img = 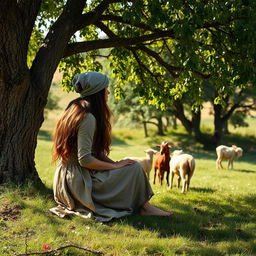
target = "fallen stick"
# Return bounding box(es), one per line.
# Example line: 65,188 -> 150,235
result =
17,244 -> 104,255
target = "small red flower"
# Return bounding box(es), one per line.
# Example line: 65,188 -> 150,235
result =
42,245 -> 51,250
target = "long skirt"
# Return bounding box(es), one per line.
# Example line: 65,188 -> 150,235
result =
50,162 -> 154,222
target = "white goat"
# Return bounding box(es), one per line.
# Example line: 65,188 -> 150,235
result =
124,149 -> 157,180
216,145 -> 243,169
168,150 -> 195,193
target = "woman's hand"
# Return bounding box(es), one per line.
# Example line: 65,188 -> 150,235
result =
114,159 -> 136,168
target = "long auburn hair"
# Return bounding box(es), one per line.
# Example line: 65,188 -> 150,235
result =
52,88 -> 112,164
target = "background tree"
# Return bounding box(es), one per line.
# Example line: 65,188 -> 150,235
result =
109,82 -> 171,137
169,82 -> 256,147
0,0 -> 255,184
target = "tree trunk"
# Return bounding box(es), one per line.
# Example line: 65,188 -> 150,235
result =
191,110 -> 217,148
142,121 -> 148,138
223,121 -> 230,134
172,100 -> 193,133
164,116 -> 169,131
0,1 -> 49,183
213,103 -> 224,146
0,76 -> 47,183
172,116 -> 177,129
0,0 -> 84,184
156,117 -> 165,136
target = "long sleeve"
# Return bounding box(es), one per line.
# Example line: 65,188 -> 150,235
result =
77,113 -> 97,166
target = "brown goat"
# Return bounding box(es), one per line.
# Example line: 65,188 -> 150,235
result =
153,142 -> 172,186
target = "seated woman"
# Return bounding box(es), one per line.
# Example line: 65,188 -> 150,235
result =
50,71 -> 172,222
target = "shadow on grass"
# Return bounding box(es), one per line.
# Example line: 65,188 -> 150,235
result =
230,169 -> 255,173
2,178 -> 256,256
146,131 -> 196,150
112,135 -> 128,145
110,192 -> 256,248
38,130 -> 52,141
145,128 -> 256,156
190,187 -> 217,193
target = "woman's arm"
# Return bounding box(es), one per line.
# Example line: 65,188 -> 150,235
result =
77,114 -> 135,170
100,154 -> 115,163
83,158 -> 136,170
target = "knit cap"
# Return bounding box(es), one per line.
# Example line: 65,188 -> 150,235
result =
72,72 -> 109,97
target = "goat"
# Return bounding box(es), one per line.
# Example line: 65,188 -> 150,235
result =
124,149 -> 157,180
216,145 -> 243,169
168,150 -> 195,193
153,142 -> 172,186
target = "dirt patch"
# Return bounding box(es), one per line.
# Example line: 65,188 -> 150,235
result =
0,203 -> 23,221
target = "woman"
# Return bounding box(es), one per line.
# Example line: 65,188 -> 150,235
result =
50,71 -> 172,222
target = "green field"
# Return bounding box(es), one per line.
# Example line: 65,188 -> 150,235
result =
1,86 -> 256,256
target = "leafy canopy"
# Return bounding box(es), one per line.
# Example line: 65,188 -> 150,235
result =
29,0 -> 256,108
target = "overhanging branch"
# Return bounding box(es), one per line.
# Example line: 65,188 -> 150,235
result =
137,45 -> 211,79
77,0 -> 122,30
135,45 -> 181,78
129,48 -> 163,87
100,14 -> 176,37
63,31 -> 172,57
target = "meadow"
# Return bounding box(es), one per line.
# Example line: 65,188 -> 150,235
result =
0,86 -> 256,256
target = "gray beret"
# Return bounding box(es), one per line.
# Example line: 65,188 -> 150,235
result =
72,72 -> 109,97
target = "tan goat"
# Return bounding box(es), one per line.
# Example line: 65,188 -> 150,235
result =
168,150 -> 195,193
216,145 -> 243,169
124,149 -> 157,180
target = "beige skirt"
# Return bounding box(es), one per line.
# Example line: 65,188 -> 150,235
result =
50,162 -> 154,222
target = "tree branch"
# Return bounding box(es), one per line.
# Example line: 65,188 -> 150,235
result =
239,103 -> 256,109
100,14 -> 176,37
144,121 -> 158,127
77,0 -> 122,30
222,103 -> 240,122
63,31 -> 173,58
17,0 -> 42,42
129,48 -> 164,89
18,244 -> 103,256
31,0 -> 86,92
136,45 -> 211,79
135,45 -> 181,78
96,21 -> 117,38
93,21 -> 179,79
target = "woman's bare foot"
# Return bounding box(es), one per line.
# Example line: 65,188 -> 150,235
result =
140,202 -> 173,216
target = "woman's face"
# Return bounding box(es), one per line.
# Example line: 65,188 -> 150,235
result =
105,87 -> 110,101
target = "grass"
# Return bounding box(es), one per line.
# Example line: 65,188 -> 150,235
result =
1,85 -> 256,256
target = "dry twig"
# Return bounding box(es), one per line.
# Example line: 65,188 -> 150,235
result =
18,244 -> 104,255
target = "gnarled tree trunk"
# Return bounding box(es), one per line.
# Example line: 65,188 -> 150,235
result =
0,77 -> 46,183
0,0 -> 45,183
0,0 -> 82,183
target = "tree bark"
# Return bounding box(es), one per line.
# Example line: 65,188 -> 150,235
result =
171,100 -> 218,148
191,110 -> 217,148
142,121 -> 148,138
172,100 -> 193,134
1,0 -> 143,184
171,116 -> 177,129
0,1 -> 44,183
213,103 -> 224,145
156,116 -> 165,136
0,78 -> 45,183
0,0 -> 84,183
